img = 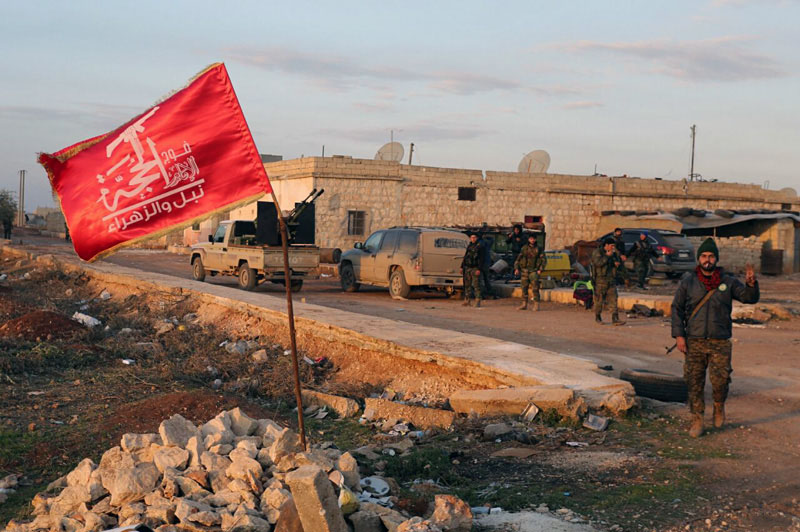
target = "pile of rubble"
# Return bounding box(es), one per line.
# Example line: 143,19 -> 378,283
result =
3,408 -> 472,532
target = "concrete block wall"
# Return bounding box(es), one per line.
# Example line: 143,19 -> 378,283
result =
688,236 -> 762,274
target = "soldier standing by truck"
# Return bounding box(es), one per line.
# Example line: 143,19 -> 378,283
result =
630,232 -> 657,289
506,224 -> 525,269
514,234 -> 547,311
592,237 -> 625,325
461,232 -> 485,308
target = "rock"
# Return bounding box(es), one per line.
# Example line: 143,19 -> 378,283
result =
285,465 -> 349,532
98,447 -> 136,492
184,468 -> 211,490
483,423 -> 513,439
336,452 -> 361,491
251,350 -> 269,364
397,517 -> 442,532
254,419 -> 283,439
273,498 -> 303,532
227,455 -> 264,483
119,502 -> 147,521
156,322 -> 175,336
153,446 -> 190,472
175,476 -> 209,497
146,504 -> 178,525
48,486 -> 91,519
121,433 -> 162,452
256,449 -> 273,467
349,510 -> 383,532
227,511 -> 272,532
81,511 -> 105,532
363,398 -> 456,430
187,510 -> 222,527
175,498 -> 214,522
159,414 -> 200,448
229,408 -> 260,437
302,390 -> 361,418
186,436 -> 206,468
203,489 -> 242,508
231,445 -> 258,462
276,450 -> 334,474
260,487 -> 291,523
109,462 -> 161,506
210,443 -> 235,455
268,428 -> 303,464
430,495 -> 472,532
66,458 -> 96,487
0,474 -> 19,489
360,502 -> 407,532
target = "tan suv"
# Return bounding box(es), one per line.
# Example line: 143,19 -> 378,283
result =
339,227 -> 469,298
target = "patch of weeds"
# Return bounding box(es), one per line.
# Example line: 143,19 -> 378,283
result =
539,408 -> 562,427
0,428 -> 42,467
454,482 -> 540,512
383,446 -> 463,486
304,416 -> 373,449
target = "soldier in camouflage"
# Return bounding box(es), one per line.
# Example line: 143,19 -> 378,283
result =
514,234 -> 547,311
671,237 -> 759,438
461,232 -> 485,308
629,232 -> 657,289
591,238 -> 625,325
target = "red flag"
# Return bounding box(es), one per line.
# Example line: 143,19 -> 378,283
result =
39,63 -> 271,261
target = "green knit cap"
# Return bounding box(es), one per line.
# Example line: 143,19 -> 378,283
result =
696,237 -> 719,260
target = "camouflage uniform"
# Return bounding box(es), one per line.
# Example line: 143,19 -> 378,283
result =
461,240 -> 485,301
612,235 -> 630,284
685,338 -> 732,414
591,246 -> 622,322
630,239 -> 656,288
514,243 -> 547,302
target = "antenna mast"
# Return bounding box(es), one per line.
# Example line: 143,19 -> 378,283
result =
689,124 -> 697,181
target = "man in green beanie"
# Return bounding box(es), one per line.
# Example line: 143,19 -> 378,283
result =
671,237 -> 759,438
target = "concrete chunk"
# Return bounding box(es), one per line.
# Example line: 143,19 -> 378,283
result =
363,398 -> 456,430
285,465 -> 348,532
449,385 -> 587,419
302,390 -> 361,418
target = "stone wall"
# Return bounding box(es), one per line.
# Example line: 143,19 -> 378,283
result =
688,236 -> 762,274
259,157 -> 799,272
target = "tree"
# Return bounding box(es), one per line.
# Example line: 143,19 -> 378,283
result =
0,189 -> 18,225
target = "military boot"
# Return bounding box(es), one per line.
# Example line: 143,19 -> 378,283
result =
612,313 -> 626,326
474,299 -> 482,308
462,298 -> 471,307
713,402 -> 725,428
517,300 -> 528,310
688,413 -> 704,438
532,301 -> 540,311
595,314 -> 602,324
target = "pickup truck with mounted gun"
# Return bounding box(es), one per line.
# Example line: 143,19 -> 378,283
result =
190,189 -> 327,291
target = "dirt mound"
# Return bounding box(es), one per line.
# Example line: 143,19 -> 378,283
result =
0,310 -> 85,340
100,391 -> 277,435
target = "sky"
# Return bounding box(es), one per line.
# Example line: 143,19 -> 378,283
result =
1,0 -> 799,212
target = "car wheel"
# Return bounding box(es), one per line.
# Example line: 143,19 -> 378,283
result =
238,263 -> 257,291
192,256 -> 206,282
389,269 -> 411,299
340,262 -> 360,292
619,368 -> 687,403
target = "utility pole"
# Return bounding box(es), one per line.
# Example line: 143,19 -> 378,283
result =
689,124 -> 697,182
18,170 -> 26,226
408,142 -> 414,165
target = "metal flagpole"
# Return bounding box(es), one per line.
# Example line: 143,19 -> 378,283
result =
269,190 -> 307,451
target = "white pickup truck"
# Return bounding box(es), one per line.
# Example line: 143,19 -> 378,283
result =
190,220 -> 319,291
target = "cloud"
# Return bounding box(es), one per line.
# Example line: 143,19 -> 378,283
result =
562,101 -> 604,110
227,46 -> 530,95
319,121 -> 488,144
558,36 -> 785,82
0,105 -> 87,122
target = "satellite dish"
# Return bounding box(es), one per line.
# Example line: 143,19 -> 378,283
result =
779,187 -> 797,197
375,142 -> 404,162
517,150 -> 551,173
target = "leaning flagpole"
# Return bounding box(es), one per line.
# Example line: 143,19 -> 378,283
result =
269,190 -> 307,451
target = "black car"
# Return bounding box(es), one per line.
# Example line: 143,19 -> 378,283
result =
598,229 -> 695,277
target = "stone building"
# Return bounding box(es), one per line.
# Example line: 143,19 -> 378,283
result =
224,156 -> 799,273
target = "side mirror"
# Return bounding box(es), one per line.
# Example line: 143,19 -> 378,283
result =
354,242 -> 363,250
208,235 -> 213,243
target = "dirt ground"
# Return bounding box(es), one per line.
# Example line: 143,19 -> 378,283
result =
2,238 -> 800,530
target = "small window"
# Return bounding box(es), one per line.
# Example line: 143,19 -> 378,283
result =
458,187 -> 476,201
347,210 -> 366,236
525,215 -> 543,223
781,203 -> 791,211
397,231 -> 418,254
191,222 -> 200,231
